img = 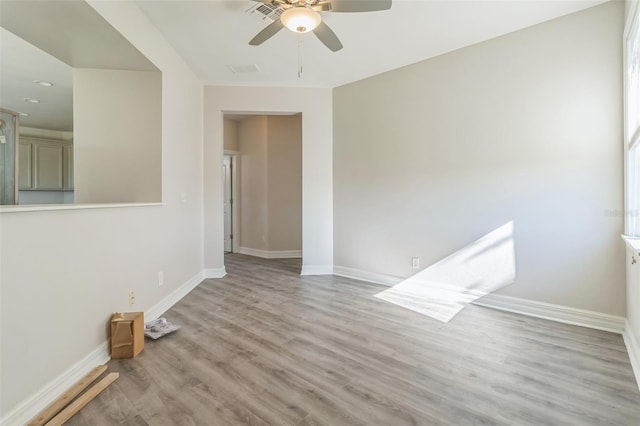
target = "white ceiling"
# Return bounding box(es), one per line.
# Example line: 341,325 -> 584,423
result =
0,0 -> 610,131
135,0 -> 607,88
0,28 -> 73,131
0,0 -> 158,131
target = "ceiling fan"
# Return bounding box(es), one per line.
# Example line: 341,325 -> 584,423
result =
249,0 -> 392,52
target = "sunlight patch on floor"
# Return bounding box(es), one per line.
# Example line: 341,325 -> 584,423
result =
375,222 -> 516,322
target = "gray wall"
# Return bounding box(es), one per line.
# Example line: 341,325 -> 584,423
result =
237,115 -> 302,253
333,2 -> 625,315
267,115 -> 302,251
239,116 -> 269,251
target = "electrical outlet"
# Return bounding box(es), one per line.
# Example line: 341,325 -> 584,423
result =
129,291 -> 135,305
411,257 -> 420,269
158,271 -> 164,287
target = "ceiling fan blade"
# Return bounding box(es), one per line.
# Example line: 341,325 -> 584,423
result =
313,21 -> 343,52
249,19 -> 284,46
329,0 -> 392,13
252,0 -> 289,5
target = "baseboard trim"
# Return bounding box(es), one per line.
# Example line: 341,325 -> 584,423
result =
146,271 -> 205,320
300,265 -> 334,275
238,247 -> 302,259
238,247 -> 265,258
473,294 -> 626,334
203,267 -> 227,279
333,265 -> 402,287
335,267 -> 627,335
623,321 -> 640,391
2,271 -> 208,425
0,342 -> 110,426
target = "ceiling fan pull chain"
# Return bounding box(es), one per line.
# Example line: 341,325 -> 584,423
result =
298,34 -> 303,78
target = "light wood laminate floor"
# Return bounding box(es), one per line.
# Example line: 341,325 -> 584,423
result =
68,254 -> 640,425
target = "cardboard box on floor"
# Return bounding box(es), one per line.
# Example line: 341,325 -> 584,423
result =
111,312 -> 144,359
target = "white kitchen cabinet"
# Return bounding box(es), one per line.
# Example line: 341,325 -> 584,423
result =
19,137 -> 73,191
63,144 -> 73,190
18,143 -> 32,189
34,141 -> 63,189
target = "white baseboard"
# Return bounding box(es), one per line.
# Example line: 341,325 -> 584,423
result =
238,247 -> 265,258
332,267 -> 625,332
333,267 -> 627,334
333,265 -> 402,287
203,267 -> 227,279
270,250 -> 302,258
1,271 -> 208,425
146,271 -> 205,320
300,265 -> 334,275
623,320 -> 640,391
473,294 -> 626,334
1,342 -> 110,426
238,247 -> 302,259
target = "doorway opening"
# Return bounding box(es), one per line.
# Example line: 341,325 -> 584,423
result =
222,112 -> 302,260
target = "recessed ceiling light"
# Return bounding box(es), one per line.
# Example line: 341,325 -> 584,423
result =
19,112 -> 30,117
33,79 -> 53,87
23,97 -> 40,103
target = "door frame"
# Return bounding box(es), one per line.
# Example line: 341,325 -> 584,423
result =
224,150 -> 239,253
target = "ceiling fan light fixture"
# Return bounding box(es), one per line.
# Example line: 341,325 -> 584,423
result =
281,7 -> 321,33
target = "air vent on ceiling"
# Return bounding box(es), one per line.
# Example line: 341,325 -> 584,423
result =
246,1 -> 284,21
227,64 -> 262,74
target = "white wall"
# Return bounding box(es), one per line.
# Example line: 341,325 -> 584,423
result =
0,0 -> 204,419
204,87 -> 332,274
223,118 -> 238,152
625,0 -> 640,381
626,244 -> 640,362
74,68 -> 162,203
333,2 -> 625,315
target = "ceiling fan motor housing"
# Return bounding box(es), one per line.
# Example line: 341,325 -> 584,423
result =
249,0 -> 392,52
280,6 -> 322,33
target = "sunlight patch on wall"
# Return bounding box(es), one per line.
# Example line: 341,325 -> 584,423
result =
375,222 -> 516,322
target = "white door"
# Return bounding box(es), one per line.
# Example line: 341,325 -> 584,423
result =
223,155 -> 233,252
